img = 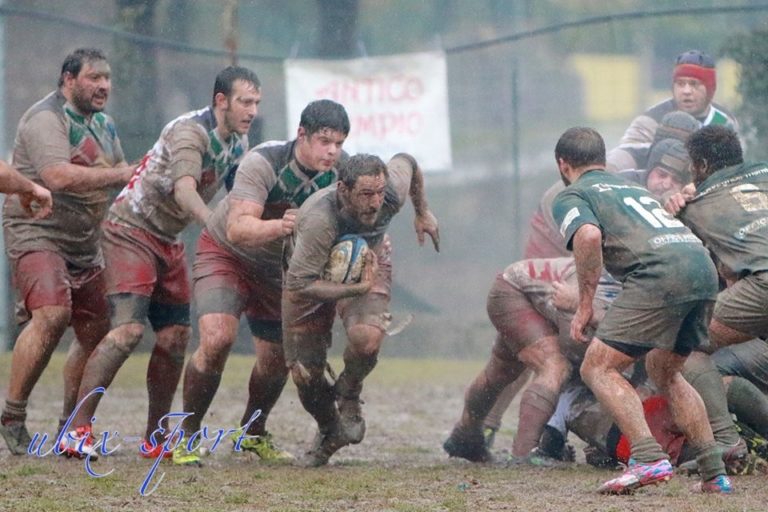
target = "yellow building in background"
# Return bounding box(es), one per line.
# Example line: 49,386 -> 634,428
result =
570,53 -> 740,122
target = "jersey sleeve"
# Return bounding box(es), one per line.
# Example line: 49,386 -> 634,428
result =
386,154 -> 415,207
106,116 -> 127,166
229,150 -> 275,206
552,188 -> 601,251
618,114 -> 657,147
18,110 -> 71,173
167,120 -> 207,183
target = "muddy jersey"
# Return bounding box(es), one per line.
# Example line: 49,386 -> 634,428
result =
3,90 -> 125,268
109,107 -> 246,241
523,181 -> 570,258
500,257 -> 621,363
206,139 -> 344,286
681,162 -> 768,277
285,155 -> 412,292
608,98 -> 737,171
552,170 -> 717,307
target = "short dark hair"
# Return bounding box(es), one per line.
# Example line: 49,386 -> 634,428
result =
554,127 -> 606,168
212,66 -> 260,105
300,99 -> 350,136
686,125 -> 743,178
58,48 -> 107,87
339,153 -> 387,188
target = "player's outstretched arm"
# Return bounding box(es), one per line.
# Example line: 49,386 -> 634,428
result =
0,160 -> 52,218
174,175 -> 213,226
395,153 -> 440,252
40,161 -> 133,193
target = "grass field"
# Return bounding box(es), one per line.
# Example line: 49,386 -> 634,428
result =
0,352 -> 766,511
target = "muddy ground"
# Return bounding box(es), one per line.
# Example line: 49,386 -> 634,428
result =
0,353 -> 765,511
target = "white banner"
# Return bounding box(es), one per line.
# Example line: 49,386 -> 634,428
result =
284,52 -> 452,171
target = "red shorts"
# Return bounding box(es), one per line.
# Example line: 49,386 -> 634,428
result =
11,251 -> 108,325
101,221 -> 190,327
193,229 -> 282,342
487,274 -> 556,360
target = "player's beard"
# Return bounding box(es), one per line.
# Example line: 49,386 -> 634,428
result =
560,172 -> 571,186
71,85 -> 107,115
222,99 -> 252,137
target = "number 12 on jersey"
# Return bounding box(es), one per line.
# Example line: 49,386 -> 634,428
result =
624,196 -> 684,229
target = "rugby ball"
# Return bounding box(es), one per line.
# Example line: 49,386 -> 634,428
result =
323,235 -> 369,284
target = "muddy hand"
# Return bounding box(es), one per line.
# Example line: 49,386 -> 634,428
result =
415,210 -> 440,252
282,208 -> 298,236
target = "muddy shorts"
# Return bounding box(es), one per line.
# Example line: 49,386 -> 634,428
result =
486,275 -> 557,361
713,272 -> 768,339
193,229 -> 282,342
283,236 -> 393,367
488,258 -> 585,361
712,338 -> 768,394
597,298 -> 713,357
101,221 -> 190,329
11,250 -> 108,325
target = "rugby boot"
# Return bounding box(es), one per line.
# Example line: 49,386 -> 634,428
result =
443,426 -> 492,463
679,438 -> 749,475
139,438 -> 172,459
338,397 -> 366,444
691,474 -> 733,494
483,426 -> 498,450
171,437 -> 203,466
736,419 -> 768,459
597,458 -> 673,495
296,421 -> 351,468
538,425 -> 575,462
231,428 -> 294,461
506,447 -> 571,468
58,425 -> 99,460
584,445 -> 621,470
0,420 -> 32,455
335,376 -> 366,444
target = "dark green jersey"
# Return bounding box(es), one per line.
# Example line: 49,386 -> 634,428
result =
552,170 -> 717,307
682,162 -> 768,277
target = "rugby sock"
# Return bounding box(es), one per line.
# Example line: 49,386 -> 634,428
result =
630,436 -> 668,464
462,359 -> 526,431
726,376 -> 768,439
182,363 -> 223,434
683,353 -> 742,446
72,337 -> 134,426
1,399 -> 28,425
512,384 -> 557,457
293,364 -> 338,428
57,415 -> 69,437
484,373 -> 528,431
694,441 -> 727,481
146,341 -> 187,440
337,349 -> 378,399
240,363 -> 288,435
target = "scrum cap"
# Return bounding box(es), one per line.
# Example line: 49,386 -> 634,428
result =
673,50 -> 717,102
647,138 -> 691,183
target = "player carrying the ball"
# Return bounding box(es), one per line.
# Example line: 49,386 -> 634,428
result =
283,152 -> 439,467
